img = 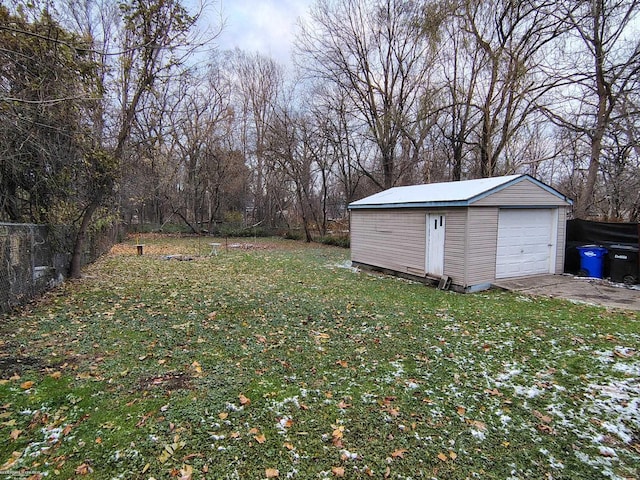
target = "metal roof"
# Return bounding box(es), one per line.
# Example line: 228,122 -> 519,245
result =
348,174 -> 572,209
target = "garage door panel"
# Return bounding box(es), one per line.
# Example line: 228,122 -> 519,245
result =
496,209 -> 555,279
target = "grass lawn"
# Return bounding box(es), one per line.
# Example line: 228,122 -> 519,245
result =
1,235 -> 639,479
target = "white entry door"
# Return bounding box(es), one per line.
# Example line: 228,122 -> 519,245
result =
426,213 -> 445,277
495,209 -> 557,279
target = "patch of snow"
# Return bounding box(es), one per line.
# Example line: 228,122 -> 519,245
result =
496,366 -> 522,382
332,261 -> 359,273
513,385 -> 545,398
598,446 -> 617,457
500,414 -> 511,426
612,361 -> 640,375
226,402 -> 242,412
340,449 -> 358,460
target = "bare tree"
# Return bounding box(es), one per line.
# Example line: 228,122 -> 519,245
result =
296,0 -> 444,189
231,50 -> 285,226
543,0 -> 640,218
456,0 -> 567,178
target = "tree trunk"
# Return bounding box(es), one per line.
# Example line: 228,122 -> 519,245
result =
69,199 -> 100,278
574,2 -> 609,219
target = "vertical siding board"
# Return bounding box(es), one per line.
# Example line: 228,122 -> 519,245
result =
443,209 -> 467,286
464,208 -> 499,285
555,207 -> 567,273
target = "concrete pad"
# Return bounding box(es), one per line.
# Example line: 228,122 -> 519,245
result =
493,274 -> 640,311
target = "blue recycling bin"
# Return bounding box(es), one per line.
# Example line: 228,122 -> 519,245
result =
577,245 -> 608,279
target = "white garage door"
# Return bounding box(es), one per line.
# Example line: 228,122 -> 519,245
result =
496,209 -> 557,279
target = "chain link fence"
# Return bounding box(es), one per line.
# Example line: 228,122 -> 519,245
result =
0,223 -> 120,313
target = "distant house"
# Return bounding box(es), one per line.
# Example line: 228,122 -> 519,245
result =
348,175 -> 573,292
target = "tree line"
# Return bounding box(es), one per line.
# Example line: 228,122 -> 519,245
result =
1,0 -> 639,274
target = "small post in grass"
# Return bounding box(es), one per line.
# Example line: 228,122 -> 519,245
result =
135,235 -> 144,255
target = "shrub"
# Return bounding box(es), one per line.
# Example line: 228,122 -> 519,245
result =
317,235 -> 350,248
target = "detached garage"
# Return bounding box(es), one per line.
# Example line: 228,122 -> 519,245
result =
348,174 -> 573,292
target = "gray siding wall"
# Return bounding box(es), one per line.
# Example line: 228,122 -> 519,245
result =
465,207 -> 499,285
351,210 -> 426,275
474,180 -> 570,207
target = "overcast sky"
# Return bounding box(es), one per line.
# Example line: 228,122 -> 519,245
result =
215,0 -> 314,65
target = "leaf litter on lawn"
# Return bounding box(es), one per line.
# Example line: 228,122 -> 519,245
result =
0,235 -> 638,478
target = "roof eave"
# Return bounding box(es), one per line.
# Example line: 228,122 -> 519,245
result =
348,200 -> 470,210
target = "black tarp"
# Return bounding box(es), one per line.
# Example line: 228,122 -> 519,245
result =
565,219 -> 639,277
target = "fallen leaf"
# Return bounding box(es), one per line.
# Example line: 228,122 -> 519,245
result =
437,452 -> 448,462
538,424 -> 555,434
364,466 -> 374,476
249,427 -> 259,435
283,442 -> 295,450
95,437 -> 102,444
62,425 -> 73,436
10,429 -> 21,440
0,451 -> 21,470
219,412 -> 229,420
466,419 -> 487,431
533,410 -> 552,423
456,406 -> 466,416
391,448 -> 408,459
136,412 -> 154,428
265,468 -> 279,478
239,394 -> 251,406
20,381 -> 34,390
484,388 -> 502,397
331,466 -> 345,477
337,400 -> 351,409
49,371 -> 62,379
254,434 -> 266,444
75,463 -> 93,475
230,431 -> 241,439
336,360 -> 348,368
180,464 -> 193,480
449,451 -> 457,460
